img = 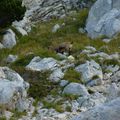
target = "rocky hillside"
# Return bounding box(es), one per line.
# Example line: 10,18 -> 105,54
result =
0,0 -> 120,120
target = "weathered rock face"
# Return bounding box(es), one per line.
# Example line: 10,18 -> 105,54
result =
22,0 -> 80,22
12,17 -> 31,33
13,0 -> 92,33
0,67 -> 29,111
23,0 -> 80,12
24,0 -> 78,21
106,83 -> 120,102
77,92 -> 106,110
71,97 -> 120,120
86,0 -> 120,38
2,29 -> 16,48
26,57 -> 59,72
75,60 -> 103,84
26,56 -> 76,83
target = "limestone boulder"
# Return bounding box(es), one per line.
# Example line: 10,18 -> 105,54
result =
75,60 -> 103,84
86,0 -> 120,38
2,29 -> 16,48
0,67 -> 29,111
63,83 -> 89,96
71,97 -> 120,120
26,57 -> 59,72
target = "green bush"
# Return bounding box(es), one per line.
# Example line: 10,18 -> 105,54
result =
0,0 -> 26,27
26,71 -> 60,99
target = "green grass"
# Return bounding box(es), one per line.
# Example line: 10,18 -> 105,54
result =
102,59 -> 120,67
63,68 -> 82,83
19,70 -> 61,99
65,105 -> 72,112
91,75 -> 100,80
0,117 -> 6,120
0,11 -> 120,68
42,100 -> 65,113
10,109 -> 27,120
62,94 -> 80,101
0,9 -> 120,101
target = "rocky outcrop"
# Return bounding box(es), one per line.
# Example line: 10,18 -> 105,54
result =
77,92 -> 106,111
26,56 -> 75,82
71,97 -> 120,120
86,0 -> 120,38
13,0 -> 81,33
75,60 -> 103,85
22,0 -> 88,11
0,67 -> 29,111
13,0 -> 93,33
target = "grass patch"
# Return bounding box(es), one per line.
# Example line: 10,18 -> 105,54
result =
65,105 -> 72,112
0,117 -> 6,120
91,75 -> 100,80
42,100 -> 64,113
21,71 -> 61,99
63,68 -> 82,83
62,94 -> 79,101
102,59 -> 120,66
0,10 -> 120,102
10,109 -> 27,120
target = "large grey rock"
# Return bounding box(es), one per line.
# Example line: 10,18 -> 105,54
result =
63,83 -> 89,96
26,57 -> 59,72
86,0 -> 120,38
0,67 -> 29,111
71,97 -> 120,120
75,60 -> 103,84
2,29 -> 16,48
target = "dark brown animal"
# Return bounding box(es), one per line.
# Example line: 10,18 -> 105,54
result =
49,42 -> 73,55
